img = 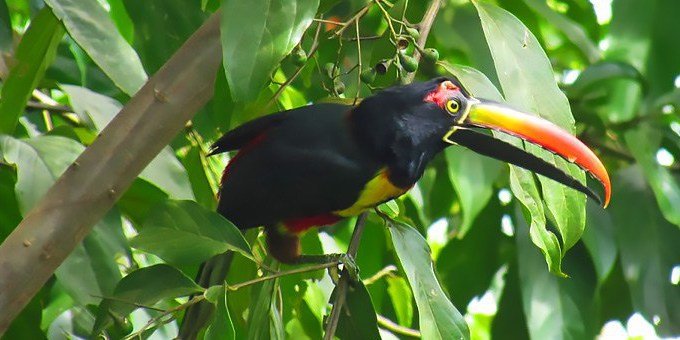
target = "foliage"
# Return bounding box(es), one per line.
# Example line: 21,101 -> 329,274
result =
1,0 -> 679,339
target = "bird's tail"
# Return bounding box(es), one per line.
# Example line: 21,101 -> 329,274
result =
177,251 -> 234,339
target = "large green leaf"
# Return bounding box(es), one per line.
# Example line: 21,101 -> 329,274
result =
44,0 -> 147,95
474,1 -> 587,273
335,280 -> 380,340
388,219 -> 469,339
0,8 -> 63,134
220,0 -> 319,101
0,164 -> 22,241
130,200 -> 253,269
609,166 -> 680,336
581,202 -> 616,284
93,264 -> 203,335
61,85 -> 194,200
442,63 -> 564,275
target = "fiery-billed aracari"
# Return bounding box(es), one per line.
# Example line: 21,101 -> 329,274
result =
178,76 -> 610,338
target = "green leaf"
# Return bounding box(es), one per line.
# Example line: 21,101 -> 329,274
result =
181,146 -> 217,210
386,276 -> 413,328
441,63 -> 564,275
609,166 -> 680,336
205,286 -> 236,340
61,85 -> 195,200
93,264 -> 203,335
625,126 -> 680,227
335,280 -> 381,340
514,205 -> 595,339
522,0 -> 600,62
474,1 -> 586,272
0,8 -> 63,134
130,200 -> 253,269
388,219 -> 470,339
247,277 -> 284,340
44,0 -> 148,95
445,145 -> 502,237
567,61 -> 645,99
220,0 -> 319,101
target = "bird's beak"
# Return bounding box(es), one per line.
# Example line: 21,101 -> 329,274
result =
443,98 -> 611,207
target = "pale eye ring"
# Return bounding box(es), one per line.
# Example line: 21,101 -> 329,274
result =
446,99 -> 460,114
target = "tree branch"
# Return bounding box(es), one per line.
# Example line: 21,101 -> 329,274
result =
323,212 -> 369,339
404,0 -> 441,83
0,12 -> 223,334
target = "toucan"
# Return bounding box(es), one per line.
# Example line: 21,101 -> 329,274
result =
178,76 -> 610,338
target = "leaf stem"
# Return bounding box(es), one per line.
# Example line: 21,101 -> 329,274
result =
377,314 -> 421,338
363,264 -> 397,285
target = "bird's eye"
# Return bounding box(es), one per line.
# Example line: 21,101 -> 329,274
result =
446,99 -> 460,114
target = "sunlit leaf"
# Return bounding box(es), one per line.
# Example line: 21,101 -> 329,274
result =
388,219 -> 469,339
0,8 -> 63,134
246,277 -> 284,340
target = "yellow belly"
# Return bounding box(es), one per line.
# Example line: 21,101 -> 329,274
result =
334,168 -> 408,217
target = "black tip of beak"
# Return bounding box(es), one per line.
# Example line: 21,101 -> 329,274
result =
448,128 -> 603,205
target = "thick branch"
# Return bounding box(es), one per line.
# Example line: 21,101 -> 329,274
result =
404,0 -> 441,83
0,12 -> 223,333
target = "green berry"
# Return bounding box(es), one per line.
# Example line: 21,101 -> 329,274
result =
398,52 -> 418,73
334,80 -> 345,94
422,48 -> 439,63
406,27 -> 420,40
375,59 -> 391,75
360,67 -> 377,84
324,63 -> 337,79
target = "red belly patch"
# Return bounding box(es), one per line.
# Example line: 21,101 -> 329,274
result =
284,214 -> 341,234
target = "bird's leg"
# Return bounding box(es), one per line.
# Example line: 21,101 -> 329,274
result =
265,226 -> 359,282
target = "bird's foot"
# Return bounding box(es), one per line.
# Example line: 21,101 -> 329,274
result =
294,253 -> 359,283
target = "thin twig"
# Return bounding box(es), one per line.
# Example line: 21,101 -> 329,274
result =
323,212 -> 369,339
377,315 -> 421,338
354,20 -> 362,105
404,0 -> 441,83
228,261 -> 339,291
333,4 -> 374,37
363,265 -> 398,285
26,101 -> 72,112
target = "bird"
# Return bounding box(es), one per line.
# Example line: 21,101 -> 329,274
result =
178,76 -> 610,338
